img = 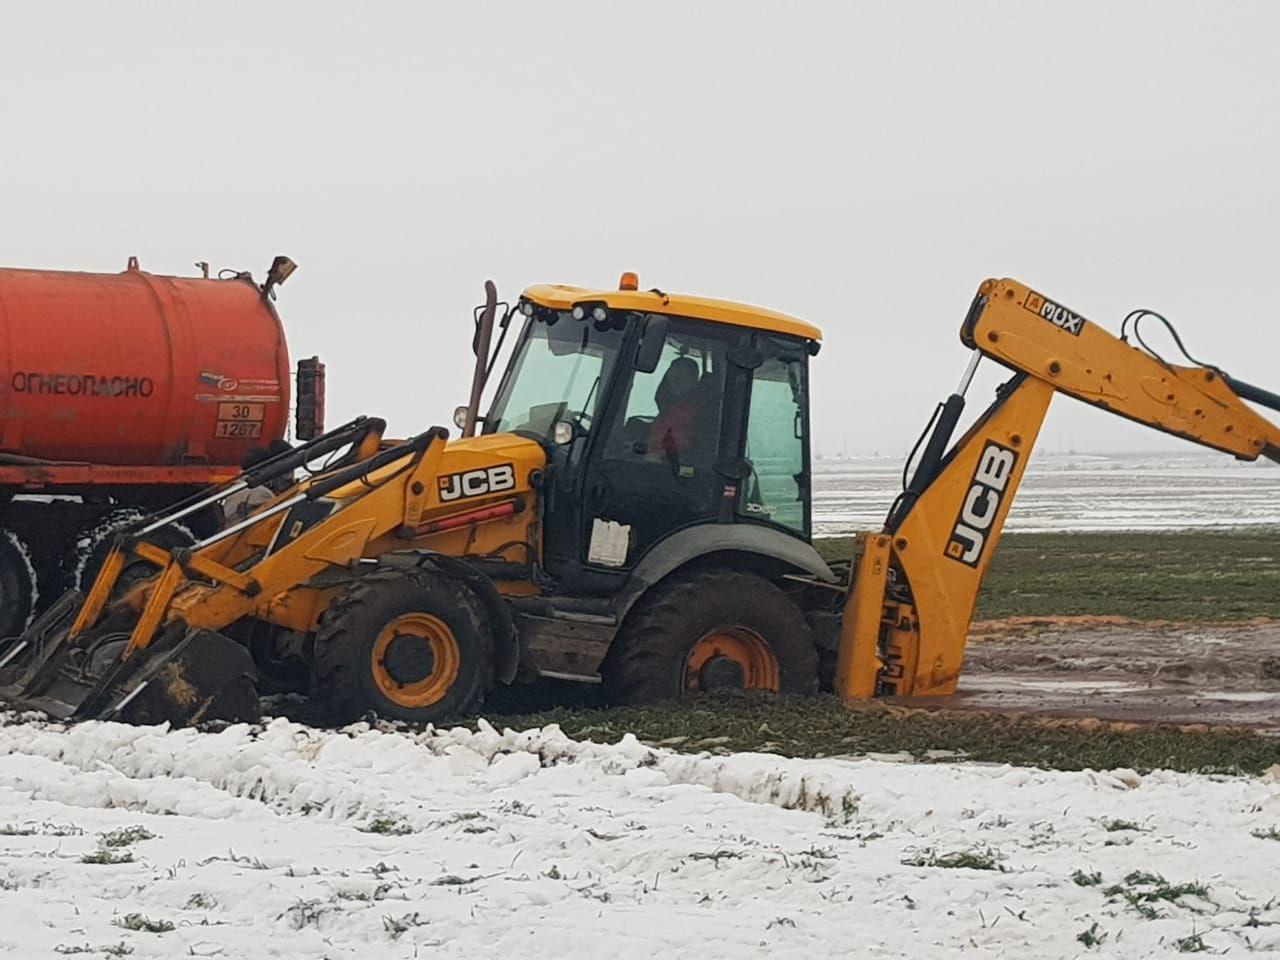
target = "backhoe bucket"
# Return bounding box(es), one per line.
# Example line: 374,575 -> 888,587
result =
0,600 -> 258,726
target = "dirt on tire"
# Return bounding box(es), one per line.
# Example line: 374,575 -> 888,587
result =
310,565 -> 493,724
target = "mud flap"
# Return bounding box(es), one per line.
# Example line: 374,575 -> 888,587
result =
107,629 -> 261,727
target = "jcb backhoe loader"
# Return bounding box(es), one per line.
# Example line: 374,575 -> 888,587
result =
1,276 -> 1277,726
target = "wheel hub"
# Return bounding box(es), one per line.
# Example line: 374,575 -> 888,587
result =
370,612 -> 461,710
684,626 -> 781,693
698,655 -> 746,691
381,632 -> 436,686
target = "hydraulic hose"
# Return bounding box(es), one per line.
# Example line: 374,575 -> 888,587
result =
1223,374 -> 1280,415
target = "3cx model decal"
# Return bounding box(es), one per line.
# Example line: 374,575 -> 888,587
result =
945,442 -> 1018,567
1022,290 -> 1086,336
438,463 -> 517,502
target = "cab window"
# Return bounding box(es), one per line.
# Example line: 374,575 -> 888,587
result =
601,319 -> 729,474
486,313 -> 623,441
740,342 -> 809,535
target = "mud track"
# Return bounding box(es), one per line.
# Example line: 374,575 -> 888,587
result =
925,618 -> 1280,733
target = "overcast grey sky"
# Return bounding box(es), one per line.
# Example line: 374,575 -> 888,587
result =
1,1 -> 1276,457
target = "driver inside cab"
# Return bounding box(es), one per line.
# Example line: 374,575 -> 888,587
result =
649,356 -> 701,464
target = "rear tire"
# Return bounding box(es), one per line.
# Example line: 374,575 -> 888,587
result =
0,528 -> 38,638
602,568 -> 818,705
310,566 -> 494,724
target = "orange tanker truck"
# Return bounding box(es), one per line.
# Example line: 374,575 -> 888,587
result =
0,256 -> 322,636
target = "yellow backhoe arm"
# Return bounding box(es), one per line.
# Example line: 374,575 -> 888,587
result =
835,277 -> 1280,699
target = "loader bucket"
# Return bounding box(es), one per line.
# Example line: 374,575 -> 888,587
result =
0,599 -> 259,726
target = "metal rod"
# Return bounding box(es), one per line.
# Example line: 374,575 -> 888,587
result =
193,492 -> 307,550
955,349 -> 982,396
1224,373 -> 1280,415
0,640 -> 27,670
109,680 -> 149,716
140,480 -> 249,535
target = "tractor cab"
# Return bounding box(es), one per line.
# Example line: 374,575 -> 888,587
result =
480,274 -> 823,596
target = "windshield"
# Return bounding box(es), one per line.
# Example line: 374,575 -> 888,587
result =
486,310 -> 624,440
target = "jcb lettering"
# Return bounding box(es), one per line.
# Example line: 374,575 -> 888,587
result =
960,485 -> 997,528
950,523 -> 985,565
974,445 -> 1015,491
945,442 -> 1019,568
438,463 -> 517,503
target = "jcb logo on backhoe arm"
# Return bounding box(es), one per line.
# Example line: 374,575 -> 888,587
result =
1023,290 -> 1086,336
438,463 -> 516,502
945,443 -> 1018,567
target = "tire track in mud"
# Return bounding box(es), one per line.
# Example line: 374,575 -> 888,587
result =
955,620 -> 1280,732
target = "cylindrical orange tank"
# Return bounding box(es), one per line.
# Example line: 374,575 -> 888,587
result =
0,261 -> 290,467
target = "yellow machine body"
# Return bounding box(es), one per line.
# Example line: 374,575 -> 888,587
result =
5,274 -> 1278,726
96,431 -> 547,651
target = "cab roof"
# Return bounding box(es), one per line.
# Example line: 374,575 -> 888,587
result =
520,282 -> 823,342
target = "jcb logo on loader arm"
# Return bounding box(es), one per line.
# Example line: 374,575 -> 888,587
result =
946,443 -> 1018,567
438,463 -> 516,502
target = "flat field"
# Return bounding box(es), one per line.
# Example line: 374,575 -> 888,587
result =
815,529 -> 1280,622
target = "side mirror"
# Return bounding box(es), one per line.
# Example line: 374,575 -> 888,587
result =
635,314 -> 669,373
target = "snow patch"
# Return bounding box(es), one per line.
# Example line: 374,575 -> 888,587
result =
0,714 -> 1277,958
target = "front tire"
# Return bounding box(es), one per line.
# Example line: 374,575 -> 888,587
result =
310,566 -> 494,724
602,568 -> 818,705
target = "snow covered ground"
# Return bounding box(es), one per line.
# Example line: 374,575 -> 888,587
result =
814,452 -> 1280,534
1,714 -> 1277,958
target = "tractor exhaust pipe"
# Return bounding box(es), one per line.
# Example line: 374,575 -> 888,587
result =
462,281 -> 499,438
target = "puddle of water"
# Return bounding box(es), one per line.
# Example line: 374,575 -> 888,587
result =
962,676 -> 1146,694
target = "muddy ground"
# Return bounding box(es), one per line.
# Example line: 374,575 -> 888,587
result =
940,617 -> 1280,733
474,618 -> 1280,773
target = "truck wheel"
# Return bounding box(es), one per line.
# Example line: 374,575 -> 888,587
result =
603,568 -> 818,704
66,509 -> 195,597
310,567 -> 494,724
0,529 -> 38,637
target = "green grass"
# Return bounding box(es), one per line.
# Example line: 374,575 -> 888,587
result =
902,847 -> 1004,871
485,693 -> 1280,774
113,913 -> 173,934
1101,818 -> 1145,833
1073,869 -> 1104,887
816,530 -> 1280,621
360,817 -> 413,836
80,848 -> 134,865
1076,922 -> 1107,948
1174,932 -> 1209,953
98,826 -> 155,848
1103,871 -> 1212,920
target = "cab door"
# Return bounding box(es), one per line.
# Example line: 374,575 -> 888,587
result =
579,316 -> 740,573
